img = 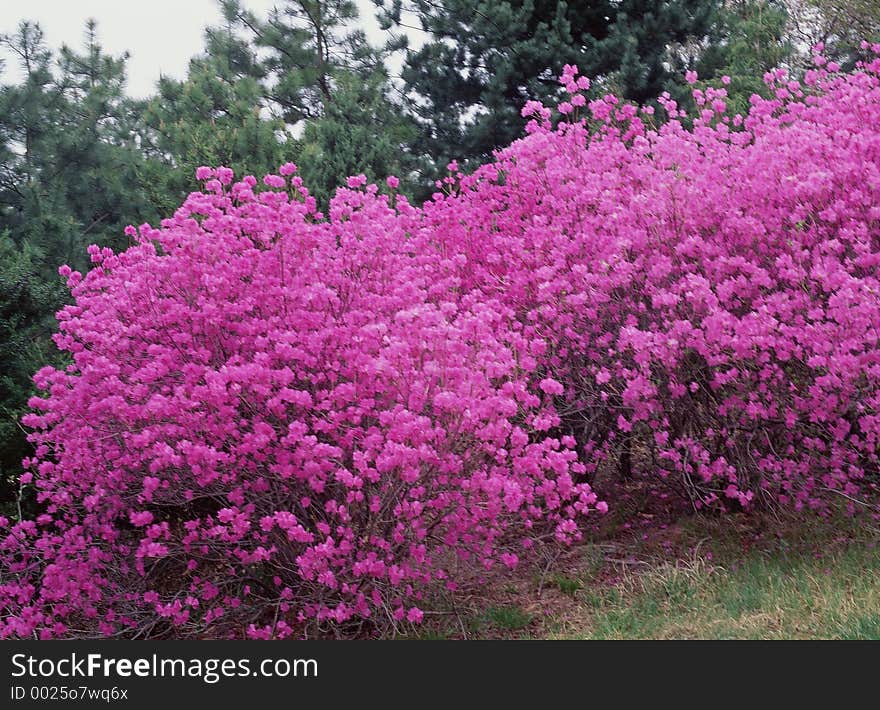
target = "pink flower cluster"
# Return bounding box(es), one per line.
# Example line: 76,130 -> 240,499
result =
3,47 -> 880,639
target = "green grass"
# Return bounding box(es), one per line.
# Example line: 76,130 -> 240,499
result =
474,605 -> 534,633
546,574 -> 583,597
403,508 -> 880,640
552,517 -> 880,639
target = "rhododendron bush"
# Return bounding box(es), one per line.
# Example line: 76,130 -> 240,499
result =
426,50 -> 880,514
2,46 -> 880,639
0,167 -> 597,639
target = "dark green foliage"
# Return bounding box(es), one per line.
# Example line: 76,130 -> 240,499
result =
220,0 -> 417,202
298,70 -> 417,203
0,232 -> 64,513
0,21 -> 155,512
1,20 -> 155,266
136,14 -> 292,214
379,0 -> 722,185
224,0 -> 382,123
699,1 -> 793,115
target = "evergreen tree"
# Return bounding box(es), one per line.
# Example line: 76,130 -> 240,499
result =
298,70 -> 417,202
137,8 -> 292,214
222,0 -> 416,201
1,21 -> 152,267
699,1 -> 793,115
223,0 -> 385,123
378,0 -> 723,182
0,22 -> 67,268
0,21 -> 151,512
0,231 -> 64,516
53,20 -> 154,256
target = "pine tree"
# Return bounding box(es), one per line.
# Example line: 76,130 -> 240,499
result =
221,0 -> 416,201
1,20 -> 153,267
298,69 -> 417,201
54,20 -> 155,255
699,1 -> 793,116
223,0 -> 384,123
0,231 -> 64,516
0,22 -> 67,268
0,21 -> 152,512
136,7 -> 292,214
378,0 -> 722,183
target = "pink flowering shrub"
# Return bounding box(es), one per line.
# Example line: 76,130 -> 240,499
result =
423,53 -> 880,513
0,166 -> 596,639
3,48 -> 880,639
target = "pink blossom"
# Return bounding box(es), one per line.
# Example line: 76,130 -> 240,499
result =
129,511 -> 153,527
539,378 -> 564,395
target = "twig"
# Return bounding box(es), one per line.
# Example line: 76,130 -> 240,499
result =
536,549 -> 560,596
818,486 -> 878,509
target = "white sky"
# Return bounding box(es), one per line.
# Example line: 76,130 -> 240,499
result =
0,0 -> 416,97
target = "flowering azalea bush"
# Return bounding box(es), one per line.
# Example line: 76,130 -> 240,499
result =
423,47 -> 880,513
2,46 -> 880,639
0,165 -> 597,639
